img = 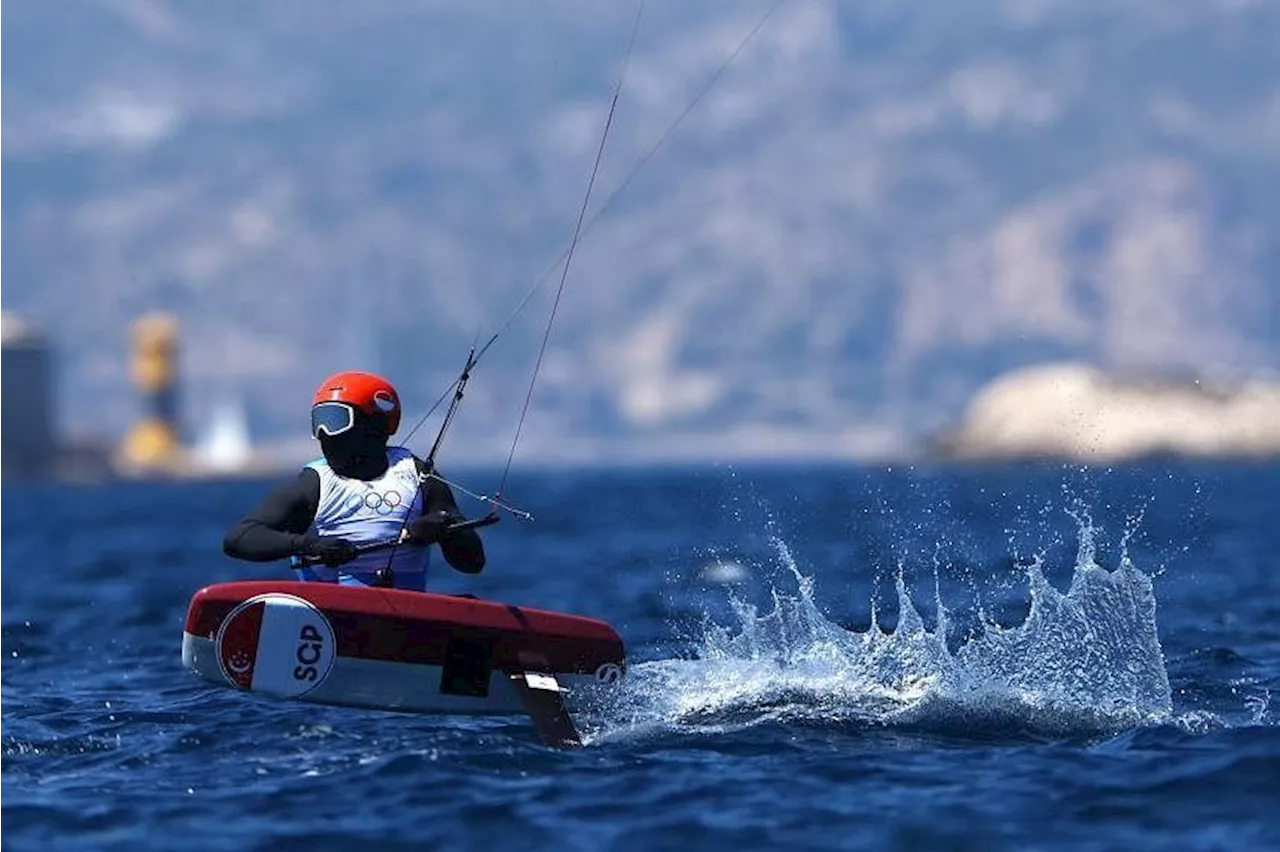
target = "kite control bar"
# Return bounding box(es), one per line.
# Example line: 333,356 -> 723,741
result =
440,512 -> 502,534
296,513 -> 500,568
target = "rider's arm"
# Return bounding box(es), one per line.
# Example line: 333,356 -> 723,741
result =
418,464 -> 486,574
222,469 -> 321,562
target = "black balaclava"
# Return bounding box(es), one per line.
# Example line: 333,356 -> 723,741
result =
318,409 -> 390,480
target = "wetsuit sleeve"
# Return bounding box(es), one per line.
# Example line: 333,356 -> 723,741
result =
222,469 -> 321,562
416,460 -> 486,574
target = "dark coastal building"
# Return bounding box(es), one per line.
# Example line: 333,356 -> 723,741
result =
1,313 -> 56,481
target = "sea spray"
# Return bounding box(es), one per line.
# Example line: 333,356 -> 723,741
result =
588,511 -> 1173,742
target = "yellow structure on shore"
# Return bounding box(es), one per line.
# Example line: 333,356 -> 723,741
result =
114,311 -> 291,479
119,312 -> 184,472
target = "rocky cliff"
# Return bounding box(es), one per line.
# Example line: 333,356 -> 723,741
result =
934,363 -> 1280,462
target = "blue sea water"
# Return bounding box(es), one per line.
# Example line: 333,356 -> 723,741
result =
3,462 -> 1278,851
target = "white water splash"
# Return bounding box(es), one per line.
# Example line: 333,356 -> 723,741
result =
590,516 -> 1172,742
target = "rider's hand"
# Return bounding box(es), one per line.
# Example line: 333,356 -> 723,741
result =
295,532 -> 358,566
405,510 -> 457,546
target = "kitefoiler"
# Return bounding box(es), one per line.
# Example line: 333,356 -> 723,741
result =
182,0 -> 784,747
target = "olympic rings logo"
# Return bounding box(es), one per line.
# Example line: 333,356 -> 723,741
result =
344,489 -> 405,516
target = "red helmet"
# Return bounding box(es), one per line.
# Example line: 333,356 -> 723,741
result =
310,371 -> 401,437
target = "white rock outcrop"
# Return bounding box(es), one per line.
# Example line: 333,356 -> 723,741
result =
935,362 -> 1280,462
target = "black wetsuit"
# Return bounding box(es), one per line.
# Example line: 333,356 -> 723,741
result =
223,456 -> 485,575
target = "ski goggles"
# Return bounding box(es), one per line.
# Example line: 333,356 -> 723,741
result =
310,402 -> 356,438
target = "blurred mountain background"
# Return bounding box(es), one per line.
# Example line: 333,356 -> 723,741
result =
3,0 -> 1278,466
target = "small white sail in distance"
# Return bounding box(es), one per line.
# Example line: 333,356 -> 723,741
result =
194,395 -> 253,472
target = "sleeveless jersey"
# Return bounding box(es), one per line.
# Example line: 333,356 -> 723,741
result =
291,446 -> 430,590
